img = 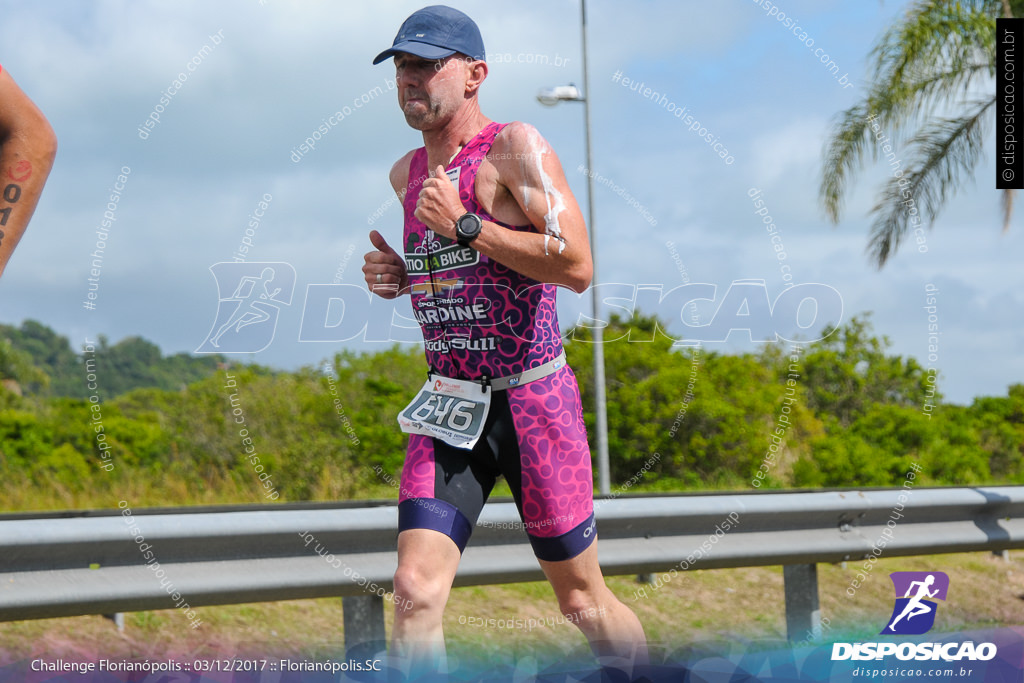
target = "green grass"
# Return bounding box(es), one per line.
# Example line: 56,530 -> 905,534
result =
0,468 -> 522,513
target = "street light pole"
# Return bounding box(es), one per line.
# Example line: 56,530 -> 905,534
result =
537,0 -> 610,495
579,0 -> 611,496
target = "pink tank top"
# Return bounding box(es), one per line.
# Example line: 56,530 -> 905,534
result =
402,121 -> 563,380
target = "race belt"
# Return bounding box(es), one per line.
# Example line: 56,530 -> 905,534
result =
485,350 -> 566,391
398,352 -> 566,449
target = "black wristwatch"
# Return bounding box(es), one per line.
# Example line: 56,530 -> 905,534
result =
455,212 -> 483,247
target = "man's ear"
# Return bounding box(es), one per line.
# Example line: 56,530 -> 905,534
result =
465,60 -> 488,94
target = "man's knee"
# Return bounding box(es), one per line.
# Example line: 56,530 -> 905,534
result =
555,587 -> 609,624
392,564 -> 448,614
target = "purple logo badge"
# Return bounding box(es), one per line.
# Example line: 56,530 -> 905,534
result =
882,571 -> 950,635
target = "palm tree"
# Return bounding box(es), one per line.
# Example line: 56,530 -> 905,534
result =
821,0 -> 1020,267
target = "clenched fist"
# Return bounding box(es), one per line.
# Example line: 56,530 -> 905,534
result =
414,164 -> 464,239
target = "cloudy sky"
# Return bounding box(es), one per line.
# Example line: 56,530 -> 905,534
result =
1,0 -> 1020,405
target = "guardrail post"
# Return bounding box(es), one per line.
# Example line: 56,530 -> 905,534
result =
343,595 -> 387,659
783,564 -> 820,643
102,612 -> 124,631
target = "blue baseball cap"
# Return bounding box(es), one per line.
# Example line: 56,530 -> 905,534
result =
373,5 -> 486,65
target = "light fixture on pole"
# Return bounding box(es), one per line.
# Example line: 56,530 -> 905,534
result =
536,84 -> 582,106
536,0 -> 610,496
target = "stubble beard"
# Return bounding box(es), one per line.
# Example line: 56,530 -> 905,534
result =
402,95 -> 457,131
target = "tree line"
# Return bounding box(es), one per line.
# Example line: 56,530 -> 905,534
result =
0,314 -> 1021,511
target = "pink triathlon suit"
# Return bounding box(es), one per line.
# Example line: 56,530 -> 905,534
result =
398,121 -> 596,561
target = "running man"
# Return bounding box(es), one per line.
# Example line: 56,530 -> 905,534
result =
0,65 -> 57,278
209,267 -> 281,348
887,574 -> 939,632
362,5 -> 646,675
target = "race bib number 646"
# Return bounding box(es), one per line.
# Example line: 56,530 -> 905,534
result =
398,376 -> 491,450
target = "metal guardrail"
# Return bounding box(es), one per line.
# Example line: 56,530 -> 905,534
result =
1,487 -> 1022,653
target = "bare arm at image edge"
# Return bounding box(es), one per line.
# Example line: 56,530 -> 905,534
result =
0,65 -> 58,278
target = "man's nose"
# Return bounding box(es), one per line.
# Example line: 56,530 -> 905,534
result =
397,69 -> 419,88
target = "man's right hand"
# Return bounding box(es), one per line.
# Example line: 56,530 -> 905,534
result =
362,230 -> 408,299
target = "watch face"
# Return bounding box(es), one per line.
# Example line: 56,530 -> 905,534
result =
457,213 -> 482,241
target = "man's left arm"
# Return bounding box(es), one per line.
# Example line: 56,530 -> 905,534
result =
413,122 -> 593,293
0,67 -> 58,278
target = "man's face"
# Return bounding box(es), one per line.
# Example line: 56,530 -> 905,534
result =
394,53 -> 470,130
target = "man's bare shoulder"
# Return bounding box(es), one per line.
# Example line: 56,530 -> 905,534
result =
491,121 -> 552,161
389,149 -> 419,196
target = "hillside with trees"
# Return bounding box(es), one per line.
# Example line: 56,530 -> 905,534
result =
1,315 -> 1021,511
